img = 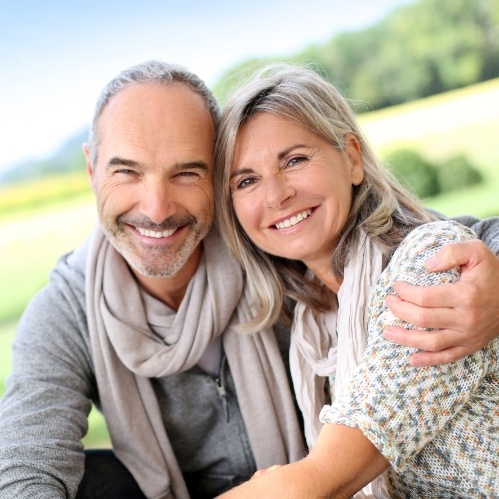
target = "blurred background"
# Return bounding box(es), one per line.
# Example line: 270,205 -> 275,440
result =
1,0 -> 498,447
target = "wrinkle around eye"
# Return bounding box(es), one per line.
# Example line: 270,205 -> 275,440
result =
235,176 -> 258,190
175,171 -> 199,177
285,155 -> 309,168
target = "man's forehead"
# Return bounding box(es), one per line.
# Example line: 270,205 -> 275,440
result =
94,82 -> 215,166
96,83 -> 215,146
99,82 -> 210,125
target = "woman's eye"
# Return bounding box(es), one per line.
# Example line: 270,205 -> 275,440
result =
287,156 -> 307,168
236,177 -> 256,189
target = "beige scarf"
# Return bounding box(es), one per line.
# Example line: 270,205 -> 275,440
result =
86,225 -> 305,499
290,232 -> 389,498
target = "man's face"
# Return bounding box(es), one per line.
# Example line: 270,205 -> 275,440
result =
85,83 -> 215,280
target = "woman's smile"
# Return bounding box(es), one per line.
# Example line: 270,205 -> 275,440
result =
272,209 -> 313,230
231,112 -> 363,272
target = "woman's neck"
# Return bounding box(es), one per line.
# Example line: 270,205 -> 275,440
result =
306,260 -> 342,294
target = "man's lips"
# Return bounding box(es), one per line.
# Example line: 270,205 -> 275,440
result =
135,226 -> 178,238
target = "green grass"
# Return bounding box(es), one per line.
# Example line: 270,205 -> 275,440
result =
359,76 -> 499,217
0,196 -> 111,448
0,321 -> 16,394
0,320 -> 110,448
0,195 -> 96,323
0,172 -> 91,219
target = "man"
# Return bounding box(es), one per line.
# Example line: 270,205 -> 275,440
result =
1,60 -> 498,499
0,61 -> 305,499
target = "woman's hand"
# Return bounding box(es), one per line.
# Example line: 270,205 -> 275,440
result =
251,464 -> 281,479
216,425 -> 388,498
383,240 -> 499,366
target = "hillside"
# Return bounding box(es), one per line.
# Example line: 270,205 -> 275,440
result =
360,77 -> 499,217
1,76 -> 498,220
2,0 -> 498,187
213,0 -> 499,108
0,129 -> 88,186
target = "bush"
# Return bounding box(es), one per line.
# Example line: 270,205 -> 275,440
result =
436,154 -> 483,193
385,149 -> 440,198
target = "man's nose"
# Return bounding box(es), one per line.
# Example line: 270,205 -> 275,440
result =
263,175 -> 295,209
140,178 -> 177,224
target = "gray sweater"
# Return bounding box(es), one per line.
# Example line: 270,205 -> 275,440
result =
0,238 -> 281,498
0,215 -> 498,498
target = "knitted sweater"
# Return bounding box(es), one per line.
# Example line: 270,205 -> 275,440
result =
320,221 -> 499,498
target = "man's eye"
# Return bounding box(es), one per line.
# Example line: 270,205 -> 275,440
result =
117,169 -> 135,175
177,171 -> 198,177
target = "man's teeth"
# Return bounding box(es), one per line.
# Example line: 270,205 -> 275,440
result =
137,227 -> 177,238
275,209 -> 312,230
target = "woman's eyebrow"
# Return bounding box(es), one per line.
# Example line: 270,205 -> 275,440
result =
230,144 -> 308,179
230,167 -> 254,180
277,144 -> 307,161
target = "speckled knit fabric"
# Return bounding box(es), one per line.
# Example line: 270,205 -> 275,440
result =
320,221 -> 499,498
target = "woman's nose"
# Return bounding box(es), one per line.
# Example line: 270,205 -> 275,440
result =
263,175 -> 295,208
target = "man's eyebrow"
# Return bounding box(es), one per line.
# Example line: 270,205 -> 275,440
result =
106,158 -> 210,171
107,157 -> 142,168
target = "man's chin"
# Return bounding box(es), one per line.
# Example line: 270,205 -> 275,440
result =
125,257 -> 182,278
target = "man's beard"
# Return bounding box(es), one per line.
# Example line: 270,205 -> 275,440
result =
101,213 -> 213,278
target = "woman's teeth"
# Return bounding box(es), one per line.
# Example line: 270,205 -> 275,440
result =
275,209 -> 312,230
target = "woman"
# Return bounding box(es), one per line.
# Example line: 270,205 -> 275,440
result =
214,65 -> 499,497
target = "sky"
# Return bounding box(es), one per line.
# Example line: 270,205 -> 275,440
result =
1,0 -> 413,173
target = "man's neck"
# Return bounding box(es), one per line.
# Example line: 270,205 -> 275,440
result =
132,246 -> 202,311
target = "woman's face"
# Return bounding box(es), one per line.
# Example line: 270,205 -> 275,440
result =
230,112 -> 363,270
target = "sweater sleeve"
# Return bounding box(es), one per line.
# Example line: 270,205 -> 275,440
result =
320,221 -> 497,472
452,214 -> 499,255
0,249 -> 96,498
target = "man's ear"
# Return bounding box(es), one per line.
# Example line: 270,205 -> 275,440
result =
344,133 -> 364,186
82,143 -> 96,193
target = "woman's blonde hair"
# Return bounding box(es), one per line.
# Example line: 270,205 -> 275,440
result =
214,64 -> 435,332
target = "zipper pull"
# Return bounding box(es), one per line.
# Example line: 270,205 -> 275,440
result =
215,379 -> 226,398
215,355 -> 229,422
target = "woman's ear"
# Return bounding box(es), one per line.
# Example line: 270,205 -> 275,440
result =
344,134 -> 364,186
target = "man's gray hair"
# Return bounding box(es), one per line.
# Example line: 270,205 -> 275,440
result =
87,60 -> 220,166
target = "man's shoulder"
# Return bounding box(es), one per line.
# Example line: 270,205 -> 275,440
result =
14,234 -> 94,373
51,235 -> 91,288
20,235 -> 91,328
450,215 -> 499,255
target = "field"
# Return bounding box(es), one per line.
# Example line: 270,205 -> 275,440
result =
359,77 -> 499,218
1,77 -> 498,448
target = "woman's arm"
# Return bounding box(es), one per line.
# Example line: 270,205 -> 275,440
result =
220,221 -> 498,497
217,424 -> 388,499
321,221 -> 498,494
